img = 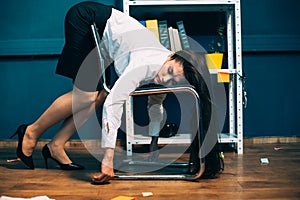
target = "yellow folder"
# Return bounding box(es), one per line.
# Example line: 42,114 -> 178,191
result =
111,196 -> 137,200
146,19 -> 160,40
217,72 -> 230,83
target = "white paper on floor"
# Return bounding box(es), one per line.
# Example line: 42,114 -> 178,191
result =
0,196 -> 54,200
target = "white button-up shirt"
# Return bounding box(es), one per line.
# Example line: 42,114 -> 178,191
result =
101,8 -> 171,148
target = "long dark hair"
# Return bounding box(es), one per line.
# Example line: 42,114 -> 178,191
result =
170,50 -> 212,134
171,50 -> 223,178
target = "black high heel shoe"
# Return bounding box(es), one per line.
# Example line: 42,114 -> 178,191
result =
42,144 -> 85,170
10,124 -> 34,169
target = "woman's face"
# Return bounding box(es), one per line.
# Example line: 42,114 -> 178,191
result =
154,57 -> 185,86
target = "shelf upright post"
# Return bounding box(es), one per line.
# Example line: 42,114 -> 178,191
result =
234,0 -> 243,154
226,6 -> 236,150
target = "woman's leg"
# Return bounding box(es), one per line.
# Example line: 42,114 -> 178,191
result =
47,89 -> 108,164
22,91 -> 74,157
22,88 -> 107,158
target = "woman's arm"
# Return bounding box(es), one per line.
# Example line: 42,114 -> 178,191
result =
93,66 -> 149,184
101,66 -> 148,148
92,148 -> 115,184
148,94 -> 167,137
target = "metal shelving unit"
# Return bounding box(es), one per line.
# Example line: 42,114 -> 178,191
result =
123,0 -> 243,154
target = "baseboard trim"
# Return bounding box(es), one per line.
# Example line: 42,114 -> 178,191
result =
0,139 -> 118,148
243,136 -> 300,145
1,136 -> 299,148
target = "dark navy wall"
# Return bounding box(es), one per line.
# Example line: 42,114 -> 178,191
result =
0,0 -> 119,139
0,56 -> 72,139
241,0 -> 300,137
243,52 -> 300,137
0,0 -> 300,139
0,0 -> 120,55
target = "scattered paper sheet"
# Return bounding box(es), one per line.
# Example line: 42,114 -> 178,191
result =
0,196 -> 54,200
110,196 -> 136,200
142,192 -> 153,197
260,158 -> 269,164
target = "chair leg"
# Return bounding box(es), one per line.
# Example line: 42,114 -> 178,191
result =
188,132 -> 201,175
146,136 -> 159,162
115,86 -> 205,180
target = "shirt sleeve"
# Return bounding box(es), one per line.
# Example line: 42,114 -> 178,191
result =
101,65 -> 149,148
148,94 -> 167,137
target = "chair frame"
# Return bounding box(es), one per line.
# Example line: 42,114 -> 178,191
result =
91,23 -> 205,180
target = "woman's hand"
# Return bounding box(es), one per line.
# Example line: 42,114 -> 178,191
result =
92,148 -> 115,184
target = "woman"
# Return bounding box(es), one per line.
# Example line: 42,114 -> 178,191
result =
10,1 -> 212,183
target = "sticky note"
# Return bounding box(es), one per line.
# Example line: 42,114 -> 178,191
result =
218,72 -> 230,83
260,158 -> 269,164
111,196 -> 137,200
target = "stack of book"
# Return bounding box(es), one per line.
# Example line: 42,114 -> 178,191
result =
140,19 -> 190,52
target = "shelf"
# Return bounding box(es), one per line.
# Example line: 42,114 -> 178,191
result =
209,69 -> 237,74
130,133 -> 192,145
129,132 -> 238,145
127,0 -> 237,6
125,0 -> 236,13
123,0 -> 243,154
218,133 -> 238,143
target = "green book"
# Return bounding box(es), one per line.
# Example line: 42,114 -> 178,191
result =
177,21 -> 190,50
158,20 -> 171,50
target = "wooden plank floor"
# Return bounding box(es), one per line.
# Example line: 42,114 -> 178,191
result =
0,142 -> 300,200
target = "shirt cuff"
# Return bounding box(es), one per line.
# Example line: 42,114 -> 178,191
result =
101,127 -> 118,149
149,121 -> 161,137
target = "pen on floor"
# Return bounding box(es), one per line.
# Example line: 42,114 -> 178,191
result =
6,158 -> 21,163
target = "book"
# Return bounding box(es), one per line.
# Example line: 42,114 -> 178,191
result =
172,28 -> 182,52
168,27 -> 175,52
158,20 -> 171,50
143,20 -> 189,52
145,19 -> 160,40
176,20 -> 190,50
139,20 -> 146,26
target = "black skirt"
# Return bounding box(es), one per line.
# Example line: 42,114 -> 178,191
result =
56,1 -> 112,91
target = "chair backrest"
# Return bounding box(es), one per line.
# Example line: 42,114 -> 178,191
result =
90,23 -> 111,93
